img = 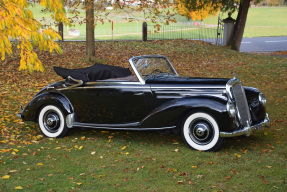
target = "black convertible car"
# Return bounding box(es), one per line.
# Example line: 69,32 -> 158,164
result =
17,55 -> 270,151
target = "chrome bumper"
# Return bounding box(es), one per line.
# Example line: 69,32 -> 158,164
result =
16,106 -> 24,119
220,113 -> 270,137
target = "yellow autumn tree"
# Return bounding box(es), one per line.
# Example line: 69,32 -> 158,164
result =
174,0 -> 221,21
0,0 -> 70,73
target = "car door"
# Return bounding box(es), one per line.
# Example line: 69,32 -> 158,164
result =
78,82 -> 149,124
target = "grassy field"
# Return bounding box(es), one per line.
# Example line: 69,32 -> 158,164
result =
29,3 -> 287,40
0,40 -> 286,191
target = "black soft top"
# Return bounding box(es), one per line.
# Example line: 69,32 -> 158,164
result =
53,63 -> 132,82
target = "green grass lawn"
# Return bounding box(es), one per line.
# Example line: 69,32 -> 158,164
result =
204,7 -> 287,37
0,40 -> 286,191
28,3 -> 287,40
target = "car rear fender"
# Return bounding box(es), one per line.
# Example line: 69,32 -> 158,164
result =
22,92 -> 74,122
140,96 -> 233,132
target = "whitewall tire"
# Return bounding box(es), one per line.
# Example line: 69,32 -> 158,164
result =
38,105 -> 68,138
181,112 -> 223,151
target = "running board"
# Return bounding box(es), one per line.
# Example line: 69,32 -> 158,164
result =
72,122 -> 176,131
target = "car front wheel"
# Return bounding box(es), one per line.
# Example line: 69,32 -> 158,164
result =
181,112 -> 223,151
38,105 -> 68,138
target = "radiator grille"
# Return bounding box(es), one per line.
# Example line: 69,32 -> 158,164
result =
232,83 -> 251,126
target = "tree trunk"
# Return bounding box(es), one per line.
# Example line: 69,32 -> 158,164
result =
230,0 -> 251,51
86,0 -> 95,61
58,22 -> 64,41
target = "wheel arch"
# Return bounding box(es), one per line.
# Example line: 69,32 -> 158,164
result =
22,92 -> 74,122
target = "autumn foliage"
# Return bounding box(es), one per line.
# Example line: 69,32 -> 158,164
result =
174,0 -> 221,21
0,0 -> 70,73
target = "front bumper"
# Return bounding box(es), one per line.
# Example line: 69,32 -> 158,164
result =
220,113 -> 270,137
16,106 -> 24,119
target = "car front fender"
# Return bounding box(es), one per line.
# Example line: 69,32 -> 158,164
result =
140,96 -> 233,132
22,92 -> 74,122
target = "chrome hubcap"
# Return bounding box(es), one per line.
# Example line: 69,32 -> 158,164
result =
193,123 -> 210,141
43,111 -> 60,133
189,119 -> 214,145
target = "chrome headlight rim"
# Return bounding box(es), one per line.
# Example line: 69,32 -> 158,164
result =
259,93 -> 266,107
227,101 -> 236,118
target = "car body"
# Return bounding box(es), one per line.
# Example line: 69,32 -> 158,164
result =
17,55 -> 270,151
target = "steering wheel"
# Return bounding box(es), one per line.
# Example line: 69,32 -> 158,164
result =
150,69 -> 164,75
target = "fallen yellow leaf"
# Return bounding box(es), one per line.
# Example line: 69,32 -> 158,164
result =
234,153 -> 241,158
77,183 -> 83,185
191,166 -> 197,169
121,146 -> 126,150
2,175 -> 10,179
78,146 -> 83,150
101,131 -> 109,133
15,186 -> 23,189
37,163 -> 44,166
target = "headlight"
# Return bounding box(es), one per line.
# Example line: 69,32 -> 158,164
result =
259,93 -> 266,107
227,101 -> 236,118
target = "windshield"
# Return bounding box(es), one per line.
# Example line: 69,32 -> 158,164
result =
130,56 -> 177,82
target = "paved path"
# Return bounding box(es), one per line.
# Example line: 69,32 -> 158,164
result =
240,36 -> 287,52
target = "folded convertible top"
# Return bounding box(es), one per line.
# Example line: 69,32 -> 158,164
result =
53,63 -> 132,82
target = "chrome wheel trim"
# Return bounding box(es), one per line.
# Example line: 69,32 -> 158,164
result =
39,105 -> 65,137
183,112 -> 219,151
189,120 -> 214,145
43,111 -> 61,133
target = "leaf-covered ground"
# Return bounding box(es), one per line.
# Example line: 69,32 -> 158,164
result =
0,40 -> 286,191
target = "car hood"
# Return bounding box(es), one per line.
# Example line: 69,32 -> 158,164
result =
146,76 -> 230,86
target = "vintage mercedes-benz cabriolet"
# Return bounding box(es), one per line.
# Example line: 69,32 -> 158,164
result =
17,55 -> 270,151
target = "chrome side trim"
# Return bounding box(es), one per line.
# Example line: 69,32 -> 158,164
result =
83,86 -> 146,89
220,113 -> 270,137
73,122 -> 176,130
156,93 -> 223,99
86,81 -> 142,85
74,122 -> 140,128
66,113 -> 75,128
152,86 -> 226,89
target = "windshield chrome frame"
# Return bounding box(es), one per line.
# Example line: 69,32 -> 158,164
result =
129,55 -> 178,84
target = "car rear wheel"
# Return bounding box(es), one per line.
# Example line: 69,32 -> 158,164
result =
181,112 -> 223,151
38,105 -> 68,138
